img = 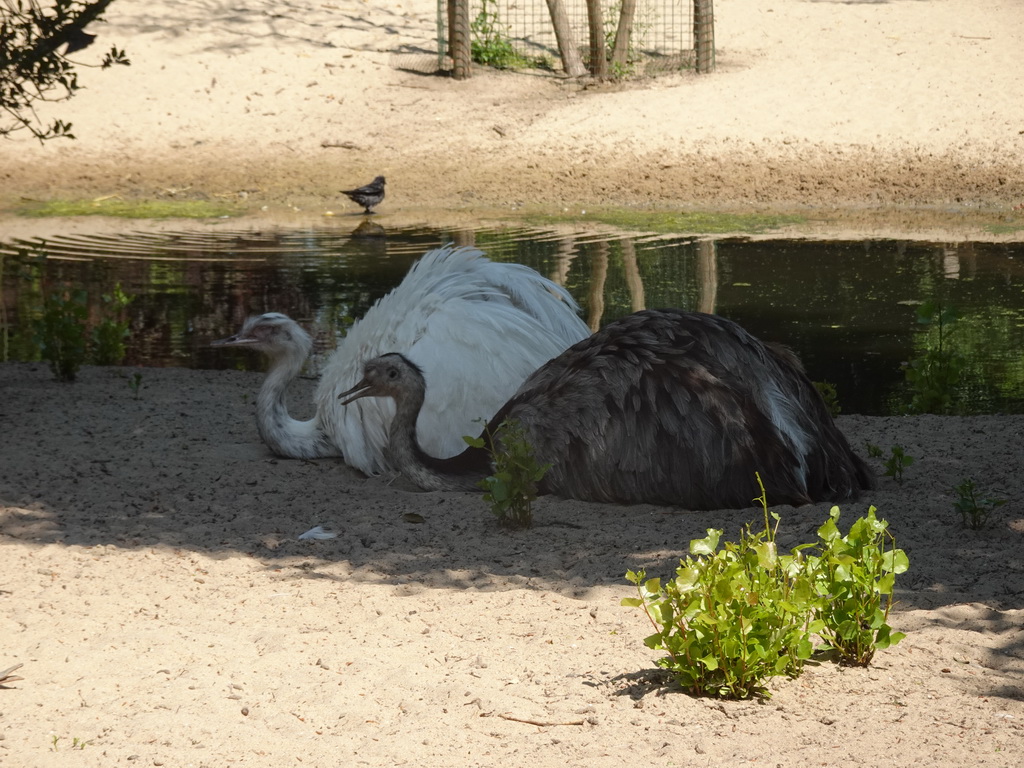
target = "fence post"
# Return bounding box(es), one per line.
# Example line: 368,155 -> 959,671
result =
448,0 -> 472,80
694,0 -> 715,74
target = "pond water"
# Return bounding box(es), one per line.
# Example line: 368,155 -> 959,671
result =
2,223 -> 1023,416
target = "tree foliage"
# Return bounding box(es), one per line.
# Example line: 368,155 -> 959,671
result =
1,0 -> 129,141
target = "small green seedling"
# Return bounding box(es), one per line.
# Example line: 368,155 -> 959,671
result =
866,443 -> 914,484
883,445 -> 914,484
952,478 -> 1006,530
466,417 -> 549,529
50,735 -> 92,751
128,371 -> 143,399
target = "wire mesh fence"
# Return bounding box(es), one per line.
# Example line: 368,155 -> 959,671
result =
479,0 -> 694,75
413,0 -> 712,78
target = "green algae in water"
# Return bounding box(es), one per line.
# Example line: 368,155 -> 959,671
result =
528,209 -> 805,235
17,198 -> 240,219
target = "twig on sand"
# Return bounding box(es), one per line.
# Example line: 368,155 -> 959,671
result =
496,713 -> 588,727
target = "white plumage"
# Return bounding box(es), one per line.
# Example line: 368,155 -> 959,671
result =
213,244 -> 590,475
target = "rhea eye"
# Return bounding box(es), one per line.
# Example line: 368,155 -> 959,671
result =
387,368 -> 398,379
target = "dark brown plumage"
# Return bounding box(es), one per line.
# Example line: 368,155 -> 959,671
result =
339,309 -> 875,510
340,175 -> 385,214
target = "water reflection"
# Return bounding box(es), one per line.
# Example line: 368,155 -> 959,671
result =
2,224 -> 1023,416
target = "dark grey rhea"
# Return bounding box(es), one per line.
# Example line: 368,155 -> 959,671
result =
339,309 -> 875,509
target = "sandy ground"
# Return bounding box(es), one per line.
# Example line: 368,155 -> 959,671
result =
1,362 -> 1023,767
3,2 -> 1024,766
1,0 -> 1024,240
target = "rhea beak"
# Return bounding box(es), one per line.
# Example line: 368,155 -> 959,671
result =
338,378 -> 373,406
211,333 -> 255,348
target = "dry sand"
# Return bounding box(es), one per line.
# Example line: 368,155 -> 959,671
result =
1,0 -> 1024,239
2,1 -> 1024,766
2,363 -> 1023,767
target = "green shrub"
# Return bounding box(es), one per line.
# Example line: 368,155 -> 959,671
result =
623,478 -> 820,698
35,288 -> 89,381
470,0 -> 529,69
90,284 -> 133,365
623,481 -> 909,696
805,506 -> 908,666
32,283 -> 134,380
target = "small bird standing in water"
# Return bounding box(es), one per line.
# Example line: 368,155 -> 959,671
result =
340,175 -> 386,214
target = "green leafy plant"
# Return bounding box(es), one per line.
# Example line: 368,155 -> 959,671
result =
865,443 -> 914,484
470,0 -> 531,69
805,506 -> 908,666
883,445 -> 914,484
35,287 -> 89,381
32,282 -> 135,379
623,477 -> 821,699
813,381 -> 841,417
465,417 -> 549,529
1,0 -> 130,141
952,478 -> 1006,530
91,284 -> 133,364
902,300 -> 965,414
624,480 -> 909,696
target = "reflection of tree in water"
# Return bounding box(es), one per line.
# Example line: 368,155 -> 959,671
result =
696,239 -> 717,315
542,233 -> 717,330
905,240 -> 1024,414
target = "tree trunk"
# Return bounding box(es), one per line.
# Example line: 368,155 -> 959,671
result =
585,0 -> 607,77
610,0 -> 637,71
545,0 -> 586,77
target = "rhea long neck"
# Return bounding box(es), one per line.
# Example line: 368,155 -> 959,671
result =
387,382 -> 492,491
256,340 -> 335,460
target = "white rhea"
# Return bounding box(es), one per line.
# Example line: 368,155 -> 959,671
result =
339,309 -> 876,509
213,245 -> 590,475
